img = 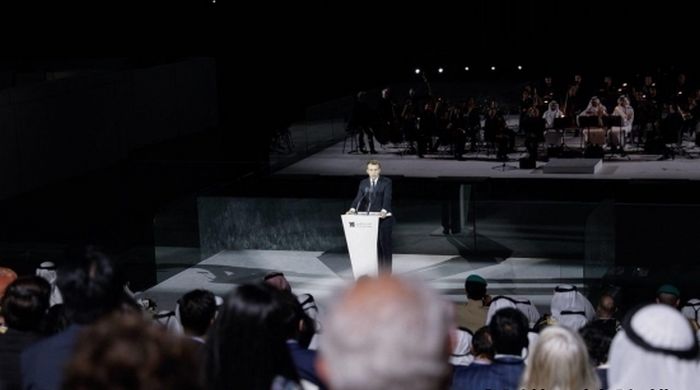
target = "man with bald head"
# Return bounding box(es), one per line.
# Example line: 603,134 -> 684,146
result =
317,275 -> 453,390
588,293 -> 621,338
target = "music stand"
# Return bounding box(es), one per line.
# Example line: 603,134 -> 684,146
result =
577,115 -> 604,149
491,129 -> 518,171
343,126 -> 360,154
524,117 -> 546,160
553,117 -> 570,145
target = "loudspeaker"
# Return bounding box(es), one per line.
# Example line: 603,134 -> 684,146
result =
519,157 -> 536,169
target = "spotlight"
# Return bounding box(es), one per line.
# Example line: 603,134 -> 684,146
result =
622,82 -> 628,87
491,66 -> 496,71
414,68 -> 421,75
517,65 -> 523,70
438,67 -> 444,73
464,66 -> 470,71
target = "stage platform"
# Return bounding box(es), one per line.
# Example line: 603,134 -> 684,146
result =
146,248 -> 589,316
274,139 -> 700,181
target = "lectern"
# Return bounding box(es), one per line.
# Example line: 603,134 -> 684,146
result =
341,212 -> 380,279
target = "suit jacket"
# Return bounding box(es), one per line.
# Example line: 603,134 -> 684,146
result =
0,328 -> 43,390
21,324 -> 83,390
287,340 -> 325,389
351,176 -> 392,214
451,356 -> 524,390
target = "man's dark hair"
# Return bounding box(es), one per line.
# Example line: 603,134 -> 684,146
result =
57,246 -> 128,324
471,326 -> 495,360
276,289 -> 316,348
0,276 -> 50,331
489,308 -> 530,356
464,280 -> 487,300
579,324 -> 612,366
179,289 -> 217,337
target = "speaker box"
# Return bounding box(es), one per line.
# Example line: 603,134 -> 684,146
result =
519,157 -> 536,169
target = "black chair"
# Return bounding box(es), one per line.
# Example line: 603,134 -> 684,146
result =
523,117 -> 546,159
604,115 -> 630,159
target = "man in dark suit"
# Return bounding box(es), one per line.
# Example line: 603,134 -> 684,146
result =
346,160 -> 394,273
451,308 -> 529,390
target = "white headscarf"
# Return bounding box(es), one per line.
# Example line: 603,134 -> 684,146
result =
298,293 -> 322,350
681,298 -> 700,322
154,305 -> 184,335
485,296 -> 518,326
553,310 -> 589,331
450,328 -> 474,366
608,304 -> 700,390
550,285 -> 595,321
514,297 -> 540,329
579,96 -> 608,117
35,261 -> 63,307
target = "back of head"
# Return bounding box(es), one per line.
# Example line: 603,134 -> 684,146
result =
178,289 -> 217,337
320,275 -> 452,390
485,296 -> 517,326
579,324 -> 612,366
551,285 -> 595,320
489,307 -> 530,356
36,261 -> 57,285
63,312 -> 202,390
57,246 -> 125,324
36,261 -> 63,306
609,304 -> 700,389
464,274 -> 487,300
276,289 -> 315,348
656,284 -> 681,307
263,272 -> 292,292
520,326 -> 600,390
680,298 -> 700,322
596,293 -> 617,318
471,326 -> 494,361
204,283 -> 299,390
0,276 -> 50,332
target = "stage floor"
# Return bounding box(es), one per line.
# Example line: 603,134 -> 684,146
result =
145,248 -> 590,316
275,138 -> 700,181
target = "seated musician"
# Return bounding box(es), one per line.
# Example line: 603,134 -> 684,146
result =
609,95 -> 634,153
577,96 -> 608,146
542,100 -> 565,147
543,100 -> 565,129
484,100 -> 509,160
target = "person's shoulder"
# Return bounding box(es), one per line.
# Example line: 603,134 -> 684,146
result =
382,176 -> 392,183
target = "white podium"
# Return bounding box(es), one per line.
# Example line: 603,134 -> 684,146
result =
341,212 -> 380,279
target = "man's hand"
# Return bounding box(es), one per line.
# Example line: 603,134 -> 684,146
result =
346,209 -> 357,215
380,210 -> 387,218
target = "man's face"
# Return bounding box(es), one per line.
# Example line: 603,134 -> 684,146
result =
366,164 -> 381,179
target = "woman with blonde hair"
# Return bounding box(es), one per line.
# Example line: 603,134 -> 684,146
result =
520,326 -> 600,390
